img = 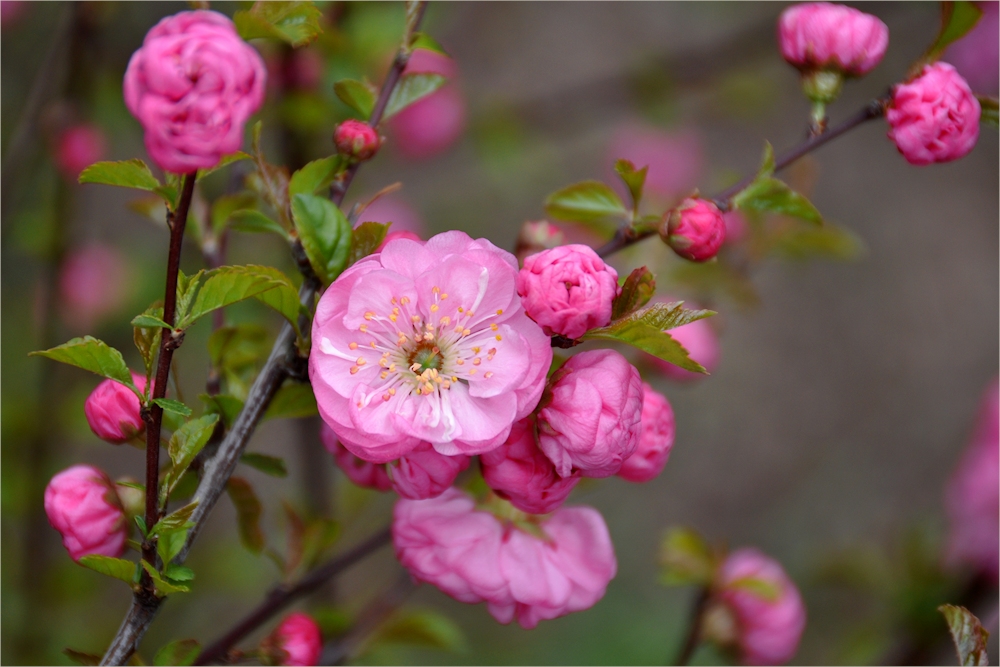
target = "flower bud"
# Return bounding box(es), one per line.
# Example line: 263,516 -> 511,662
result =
320,423 -> 391,492
388,442 -> 470,500
333,119 -> 381,161
887,62 -> 981,165
376,230 -> 423,252
778,3 -> 888,79
264,612 -> 322,666
661,198 -> 726,262
481,417 -> 580,514
84,372 -> 148,444
44,465 -> 127,562
516,244 -> 619,339
55,123 -> 107,180
514,220 -> 566,264
618,384 -> 676,483
537,350 -> 643,478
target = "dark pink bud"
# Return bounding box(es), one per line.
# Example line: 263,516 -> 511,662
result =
388,442 -> 470,500
333,119 -> 381,161
662,198 -> 727,262
55,123 -> 107,180
376,230 -> 423,252
44,465 -> 127,562
778,2 -> 888,77
266,612 -> 322,666
84,372 -> 147,444
618,384 -> 676,483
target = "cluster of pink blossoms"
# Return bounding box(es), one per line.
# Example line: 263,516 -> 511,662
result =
310,232 -> 678,626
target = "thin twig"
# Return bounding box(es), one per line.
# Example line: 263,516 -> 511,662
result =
321,572 -> 416,666
673,587 -> 709,666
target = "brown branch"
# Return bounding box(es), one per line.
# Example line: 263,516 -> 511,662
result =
673,587 -> 710,666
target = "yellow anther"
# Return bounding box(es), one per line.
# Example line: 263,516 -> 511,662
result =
360,324 -> 368,333
380,358 -> 389,367
488,348 -> 497,356
469,368 -> 477,375
440,316 -> 451,326
410,362 -> 422,372
458,307 -> 465,313
434,375 -> 443,384
490,323 -> 499,331
472,346 -> 481,354
364,312 -> 375,321
391,297 -> 398,305
388,363 -> 397,372
432,286 -> 440,293
495,334 -> 502,341
370,341 -> 377,348
356,357 -> 366,366
456,359 -> 464,365
463,328 -> 472,336
392,307 -> 400,315
467,311 -> 475,318
350,366 -> 360,375
430,304 -> 439,312
380,371 -> 388,379
452,376 -> 459,382
400,296 -> 410,305
484,371 -> 494,379
390,314 -> 398,322
440,293 -> 449,300
442,381 -> 451,389
411,314 -> 421,323
473,358 -> 481,366
389,388 -> 396,396
349,342 -> 358,350
496,309 -> 503,315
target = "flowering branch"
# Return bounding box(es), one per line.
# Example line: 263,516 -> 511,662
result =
672,587 -> 709,666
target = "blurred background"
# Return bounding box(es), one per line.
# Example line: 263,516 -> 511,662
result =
1,2 -> 997,665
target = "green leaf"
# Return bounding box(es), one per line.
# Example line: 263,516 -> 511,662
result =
132,314 -> 171,329
63,649 -> 102,665
411,33 -> 450,57
210,193 -> 257,236
241,452 -> 288,477
156,527 -> 188,566
140,560 -> 190,596
920,2 -> 984,67
228,477 -> 265,554
175,269 -> 205,324
770,224 -> 866,261
614,159 -> 647,211
728,576 -> 782,601
383,73 -> 448,120
291,193 -> 352,284
133,307 -> 163,381
197,151 -> 252,180
79,159 -> 160,191
979,95 -> 998,129
611,267 -> 655,320
234,1 -> 323,47
583,303 -> 714,373
153,639 -> 201,667
755,141 -> 776,179
30,336 -> 137,392
151,502 -> 198,536
245,266 -> 303,332
371,608 -> 467,653
334,79 -> 377,118
78,555 -> 137,584
165,564 -> 195,582
731,176 -> 822,225
200,393 -> 245,430
162,415 -> 218,502
180,265 -> 298,328
152,398 -> 192,417
349,221 -> 390,265
289,155 -> 347,199
658,527 -> 716,586
264,383 -> 318,420
229,209 -> 291,240
134,516 -> 148,538
544,181 -> 628,230
940,605 -> 990,666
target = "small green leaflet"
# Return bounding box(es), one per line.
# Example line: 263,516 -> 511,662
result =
658,527 -> 716,586
349,221 -> 390,265
544,181 -> 628,233
233,1 -> 323,47
210,192 -> 257,236
939,604 -> 990,666
153,639 -> 201,667
157,527 -> 189,566
152,398 -> 192,417
264,383 -> 318,420
79,159 -> 160,191
140,560 -> 190,596
727,576 -> 782,601
614,159 -> 648,212
150,502 -> 199,535
229,210 -> 291,240
611,267 -> 655,320
334,79 -> 377,118
411,32 -> 450,57
228,477 -> 265,554
30,336 -> 138,395
132,314 -> 171,329
201,393 -> 245,430
368,607 -> 467,653
979,95 -> 998,129
289,155 -> 347,199
291,193 -> 352,284
914,2 -> 983,73
161,415 -> 218,503
197,152 -> 252,180
241,452 -> 288,477
730,146 -> 822,225
383,73 -> 448,120
78,555 -> 137,585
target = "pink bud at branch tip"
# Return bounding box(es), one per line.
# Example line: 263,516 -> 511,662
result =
662,198 -> 726,262
334,119 -> 381,161
44,465 -> 127,562
265,612 -> 322,666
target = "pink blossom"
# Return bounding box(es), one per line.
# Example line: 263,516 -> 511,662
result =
537,350 -> 643,478
663,198 -> 727,262
943,2 -> 999,95
887,62 -> 981,165
84,372 -> 147,444
481,417 -> 581,514
389,442 -> 471,500
392,488 -> 617,628
123,10 -> 266,173
778,3 -> 888,76
0,1 -> 27,28
333,119 -> 381,161
320,423 -> 391,491
517,245 -> 619,339
650,300 -> 721,382
55,123 -> 107,180
618,383 -> 676,483
377,230 -> 423,252
310,231 -> 552,463
945,377 -> 999,581
389,49 -> 466,160
59,243 -> 132,330
358,194 -> 426,238
268,612 -> 322,666
606,124 -> 703,201
717,548 -> 807,666
44,465 -> 126,562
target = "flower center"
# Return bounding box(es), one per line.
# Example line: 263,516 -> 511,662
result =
408,342 -> 443,372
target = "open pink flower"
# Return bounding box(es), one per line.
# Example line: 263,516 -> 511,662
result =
123,10 -> 266,173
716,548 -> 807,666
310,231 -> 552,463
320,423 -> 391,491
618,383 -> 676,483
44,465 -> 126,562
84,372 -> 148,444
778,3 -> 888,76
537,350 -> 643,478
393,488 -> 617,628
481,417 -> 580,514
267,612 -> 322,666
388,442 -> 470,500
389,49 -> 466,160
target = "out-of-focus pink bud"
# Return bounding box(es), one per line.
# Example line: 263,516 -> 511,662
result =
320,423 -> 392,491
607,125 -> 703,201
376,230 -> 423,252
44,465 -> 127,562
333,119 -> 381,161
266,612 -> 322,666
715,548 -> 807,666
392,488 -> 616,628
0,1 -> 27,28
944,1 -> 999,95
724,211 -> 749,245
618,383 -> 675,483
945,377 -> 999,582
84,372 -> 147,444
357,194 -> 426,239
537,350 -> 643,478
388,49 -> 466,160
887,62 -> 981,165
59,243 -> 132,330
481,417 -> 580,514
778,3 -> 888,77
55,123 -> 107,180
650,300 -> 721,382
123,10 -> 266,173
515,220 -> 566,264
517,245 -> 619,340
388,442 -> 470,500
661,198 -> 727,262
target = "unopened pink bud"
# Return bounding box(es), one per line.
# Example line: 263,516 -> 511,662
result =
778,3 -> 888,77
44,465 -> 127,562
320,423 -> 391,492
887,62 -> 981,165
662,198 -> 726,262
59,243 -> 131,330
84,372 -> 147,444
481,417 -> 580,514
123,10 -> 266,173
266,612 -> 322,666
517,244 -> 619,339
715,548 -> 807,665
389,49 -> 466,160
537,350 -> 643,478
55,123 -> 107,180
388,442 -> 470,500
618,384 -> 676,483
376,230 -> 423,252
333,119 -> 381,161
